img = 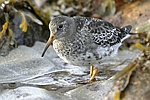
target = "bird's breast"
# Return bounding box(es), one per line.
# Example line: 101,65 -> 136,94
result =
52,38 -> 121,66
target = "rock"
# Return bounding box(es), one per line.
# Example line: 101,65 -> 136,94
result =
65,80 -> 113,100
0,42 -> 56,83
0,86 -> 71,100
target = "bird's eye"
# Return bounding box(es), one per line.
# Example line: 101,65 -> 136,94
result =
58,24 -> 63,29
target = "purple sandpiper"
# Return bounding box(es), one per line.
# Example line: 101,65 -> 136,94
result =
41,16 -> 132,82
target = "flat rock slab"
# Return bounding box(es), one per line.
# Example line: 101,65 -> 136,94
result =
65,80 -> 113,100
0,81 -> 113,100
0,42 -> 56,83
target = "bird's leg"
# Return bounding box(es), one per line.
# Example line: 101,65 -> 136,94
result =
90,65 -> 94,77
90,65 -> 98,82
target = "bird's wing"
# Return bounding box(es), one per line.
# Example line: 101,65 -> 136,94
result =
73,16 -> 132,48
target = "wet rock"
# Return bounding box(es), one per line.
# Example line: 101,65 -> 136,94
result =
0,86 -> 71,100
65,80 -> 113,100
0,42 -> 56,83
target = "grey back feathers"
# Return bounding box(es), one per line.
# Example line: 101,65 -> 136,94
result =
73,16 -> 132,47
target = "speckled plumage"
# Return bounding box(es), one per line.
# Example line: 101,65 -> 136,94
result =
42,16 -> 132,66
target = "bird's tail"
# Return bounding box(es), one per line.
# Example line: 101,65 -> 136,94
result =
122,25 -> 132,33
120,25 -> 132,42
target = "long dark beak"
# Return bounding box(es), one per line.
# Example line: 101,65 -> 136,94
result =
41,33 -> 56,57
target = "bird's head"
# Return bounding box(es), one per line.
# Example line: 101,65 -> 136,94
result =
41,16 -> 75,57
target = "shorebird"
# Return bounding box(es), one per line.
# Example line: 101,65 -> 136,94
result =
41,16 -> 132,82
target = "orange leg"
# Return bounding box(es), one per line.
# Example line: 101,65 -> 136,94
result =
90,65 -> 98,82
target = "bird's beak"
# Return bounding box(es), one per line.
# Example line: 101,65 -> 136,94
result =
41,33 -> 56,57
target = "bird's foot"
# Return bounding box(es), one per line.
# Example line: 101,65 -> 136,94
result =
90,65 -> 98,82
